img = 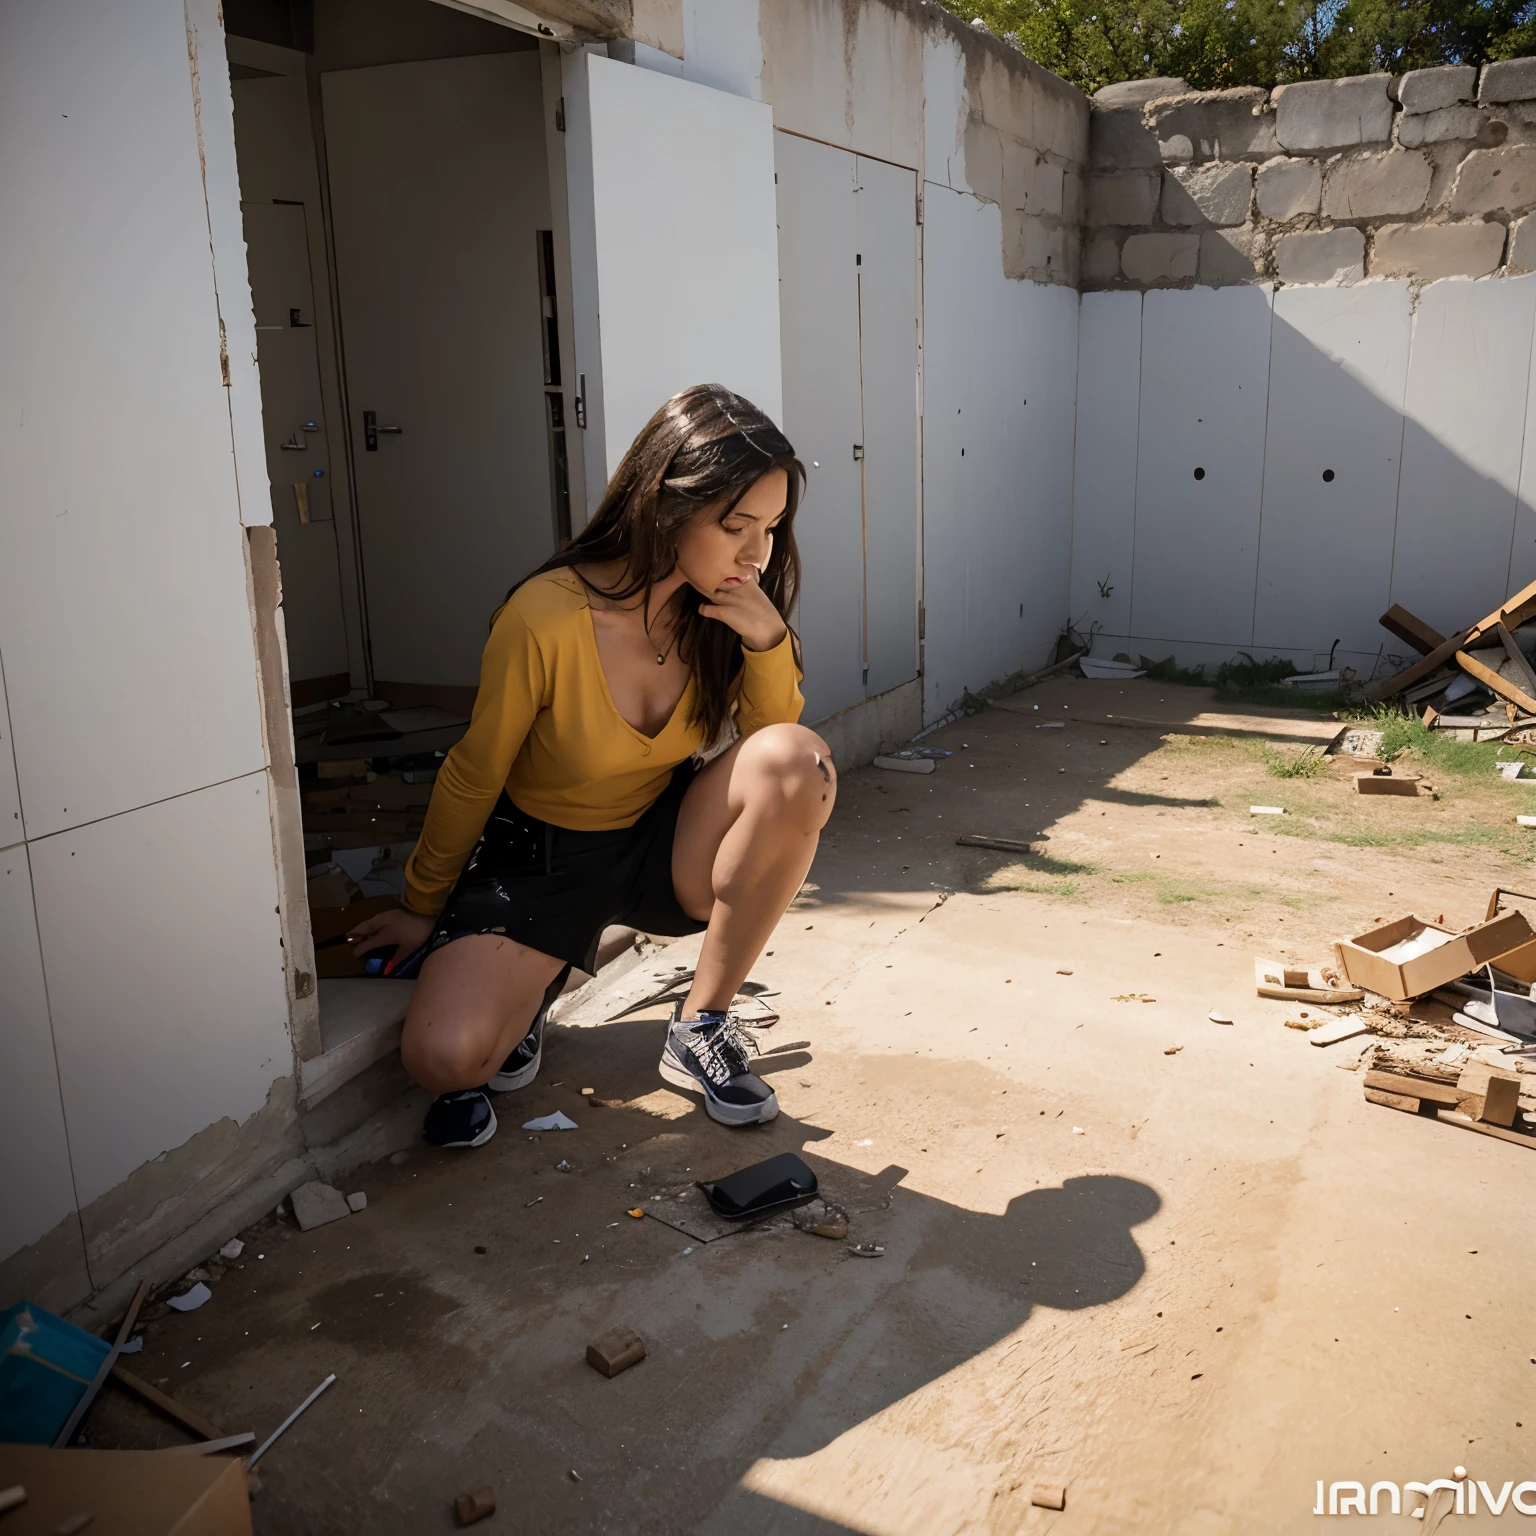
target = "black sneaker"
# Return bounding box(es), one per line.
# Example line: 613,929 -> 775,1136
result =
488,1005 -> 546,1092
658,1004 -> 779,1126
423,1089 -> 497,1149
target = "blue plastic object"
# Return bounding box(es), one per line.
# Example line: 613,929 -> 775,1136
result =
0,1301 -> 110,1444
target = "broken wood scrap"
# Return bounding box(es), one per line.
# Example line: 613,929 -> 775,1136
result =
1363,1069 -> 1461,1108
1379,604 -> 1446,656
1453,648 -> 1536,718
1354,772 -> 1426,796
110,1366 -> 226,1440
1254,958 -> 1362,1005
955,834 -> 1042,854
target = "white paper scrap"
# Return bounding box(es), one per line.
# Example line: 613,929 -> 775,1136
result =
522,1111 -> 579,1132
218,1239 -> 244,1261
167,1282 -> 211,1312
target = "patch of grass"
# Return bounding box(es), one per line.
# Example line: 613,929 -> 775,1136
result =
1263,744 -> 1328,779
1269,815 -> 1530,857
1158,888 -> 1200,904
1355,704 -> 1536,780
1109,871 -> 1156,884
1141,654 -> 1210,687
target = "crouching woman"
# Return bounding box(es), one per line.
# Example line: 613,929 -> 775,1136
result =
348,384 -> 836,1147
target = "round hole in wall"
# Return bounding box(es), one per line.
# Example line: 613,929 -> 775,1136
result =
1193,467 -> 1206,481
1322,469 -> 1335,483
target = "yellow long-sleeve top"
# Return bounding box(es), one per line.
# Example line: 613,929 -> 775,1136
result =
403,569 -> 804,916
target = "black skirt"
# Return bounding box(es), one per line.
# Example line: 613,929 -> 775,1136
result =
419,763 -> 708,977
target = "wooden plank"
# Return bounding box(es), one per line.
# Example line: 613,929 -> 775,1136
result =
1454,649 -> 1536,716
1437,1110 -> 1536,1150
1481,1074 -> 1521,1128
1492,623 -> 1536,701
1378,632 -> 1468,697
110,1366 -> 226,1441
1355,774 -> 1423,796
1364,1069 -> 1461,1107
1379,604 -> 1446,655
1477,574 -> 1536,636
956,835 -> 1041,855
1365,1086 -> 1424,1113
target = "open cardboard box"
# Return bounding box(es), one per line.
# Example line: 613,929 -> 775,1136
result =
1334,908 -> 1536,1001
1486,889 -> 1536,985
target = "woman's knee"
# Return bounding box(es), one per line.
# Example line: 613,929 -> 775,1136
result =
739,722 -> 836,826
400,1012 -> 496,1093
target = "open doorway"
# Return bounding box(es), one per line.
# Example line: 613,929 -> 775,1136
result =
225,0 -> 575,1098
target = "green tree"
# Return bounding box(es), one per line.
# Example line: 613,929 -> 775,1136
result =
951,0 -> 1536,92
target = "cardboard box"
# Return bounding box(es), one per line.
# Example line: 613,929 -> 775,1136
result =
1333,909 -> 1536,1000
0,1445 -> 251,1535
1485,890 -> 1536,985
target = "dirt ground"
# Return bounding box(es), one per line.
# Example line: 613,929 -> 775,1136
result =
87,677 -> 1536,1533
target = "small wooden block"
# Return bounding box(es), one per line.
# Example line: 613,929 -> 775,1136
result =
1481,1074 -> 1521,1129
1365,1086 -> 1424,1114
586,1326 -> 646,1378
1031,1483 -> 1067,1511
1355,774 -> 1422,796
455,1487 -> 495,1526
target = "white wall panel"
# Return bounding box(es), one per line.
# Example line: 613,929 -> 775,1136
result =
1392,276 -> 1536,634
776,133 -> 864,722
585,55 -> 782,479
1068,292 -> 1141,640
922,186 -> 1078,721
30,774 -> 290,1208
1131,287 -> 1273,648
857,154 -> 922,699
0,661 -> 21,851
0,847 -> 79,1268
0,0 -> 267,839
1506,288 -> 1536,605
1254,283 -> 1411,658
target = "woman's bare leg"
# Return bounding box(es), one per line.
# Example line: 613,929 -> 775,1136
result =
671,722 -> 836,1015
400,935 -> 565,1094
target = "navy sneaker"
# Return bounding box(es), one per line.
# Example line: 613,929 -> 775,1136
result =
423,1089 -> 497,1149
488,1005 -> 546,1093
658,1004 -> 778,1126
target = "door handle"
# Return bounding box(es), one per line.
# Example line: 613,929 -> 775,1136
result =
363,411 -> 403,452
852,443 -> 864,461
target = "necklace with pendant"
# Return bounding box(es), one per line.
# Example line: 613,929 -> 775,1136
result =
645,608 -> 678,666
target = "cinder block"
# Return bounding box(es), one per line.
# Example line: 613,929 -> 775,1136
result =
1144,86 -> 1277,164
1509,212 -> 1536,270
963,116 -> 1003,204
1397,64 -> 1476,114
1162,162 -> 1254,226
1370,219 -> 1506,279
1274,74 -> 1394,152
1090,107 -> 1163,169
1084,232 -> 1122,282
1480,57 -> 1536,104
1086,170 -> 1161,226
1094,77 -> 1188,109
1004,141 -> 1065,216
1274,226 -> 1365,284
1120,231 -> 1200,282
586,1324 -> 646,1378
1321,150 -> 1431,218
1255,155 -> 1321,219
1200,226 -> 1266,285
1397,106 -> 1490,147
1449,145 -> 1536,215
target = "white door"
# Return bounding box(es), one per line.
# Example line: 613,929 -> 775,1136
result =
322,52 -> 556,688
855,155 -> 921,698
240,200 -> 350,684
572,53 -> 783,497
775,134 -> 921,721
776,133 -> 863,723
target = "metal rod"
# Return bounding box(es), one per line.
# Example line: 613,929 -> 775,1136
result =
246,1374 -> 336,1470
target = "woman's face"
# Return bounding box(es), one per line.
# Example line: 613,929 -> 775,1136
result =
674,468 -> 788,598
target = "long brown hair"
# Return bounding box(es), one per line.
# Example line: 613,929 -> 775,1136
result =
524,383 -> 805,742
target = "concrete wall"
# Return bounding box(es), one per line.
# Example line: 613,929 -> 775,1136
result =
0,0 -> 302,1312
1085,64 -> 1536,290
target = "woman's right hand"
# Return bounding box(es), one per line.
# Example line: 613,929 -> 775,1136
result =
346,905 -> 435,960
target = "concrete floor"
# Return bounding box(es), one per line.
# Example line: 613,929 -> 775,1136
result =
91,679 -> 1534,1533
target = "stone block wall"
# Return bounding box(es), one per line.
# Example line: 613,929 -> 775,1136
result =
1085,62 -> 1536,288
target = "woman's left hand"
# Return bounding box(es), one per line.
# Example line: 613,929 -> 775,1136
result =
697,571 -> 787,653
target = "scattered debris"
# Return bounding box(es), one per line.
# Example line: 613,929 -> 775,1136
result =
345,1192 -> 367,1213
166,1283 -> 211,1314
848,1243 -> 885,1258
1164,1045 -> 1183,1055
1285,1016 -> 1320,1031
791,1199 -> 849,1240
522,1111 -> 579,1132
1072,1126 -> 1085,1134
1519,815 -> 1536,827
1255,958 -> 1363,1004
1057,968 -> 1074,975
246,1373 -> 336,1470
525,1197 -> 543,1208
1031,1483 -> 1067,1510
1112,993 -> 1156,1003
1208,1010 -> 1233,1025
555,1160 -> 572,1173
873,753 -> 935,775
455,1487 -> 496,1526
586,1326 -> 646,1378
1334,910 -> 1533,1001
390,1151 -> 410,1165
626,1208 -> 644,1218
289,1181 -> 352,1233
955,834 -> 1041,854
1249,806 -> 1285,816
217,1239 -> 244,1261
1307,1015 -> 1372,1047
1355,770 -> 1427,797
